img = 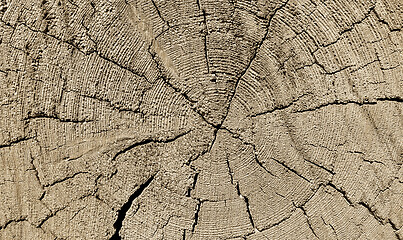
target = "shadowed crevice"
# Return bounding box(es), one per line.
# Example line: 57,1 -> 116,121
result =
299,206 -> 320,239
111,130 -> 191,162
0,137 -> 34,149
191,200 -> 201,233
110,175 -> 155,240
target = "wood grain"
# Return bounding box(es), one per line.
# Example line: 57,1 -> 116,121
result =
0,0 -> 401,239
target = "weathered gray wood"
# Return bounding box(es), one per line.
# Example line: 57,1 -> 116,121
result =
0,0 -> 401,239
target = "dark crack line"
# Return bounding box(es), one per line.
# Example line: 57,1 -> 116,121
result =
294,61 -> 353,75
58,71 -> 68,105
226,151 -> 256,232
372,8 -> 401,32
37,205 -> 68,228
327,182 -> 353,205
150,0 -> 170,27
44,171 -> 88,188
146,43 -> 223,130
222,127 -> 277,178
234,5 -> 269,21
387,219 -> 402,240
24,114 -> 94,123
225,152 -> 257,234
376,97 -> 403,103
67,89 -> 149,117
186,171 -> 199,197
250,145 -> 277,178
183,134 -> 216,172
191,200 -> 201,233
324,217 -> 339,240
274,109 -> 325,182
296,184 -> 322,209
69,206 -> 86,221
317,6 -> 376,50
249,93 -> 309,117
110,175 -> 155,240
225,152 -> 235,185
361,158 -> 385,166
207,127 -> 219,152
253,213 -> 293,234
350,59 -> 379,74
2,20 -> 152,85
94,49 -> 152,83
303,157 -> 335,175
299,206 -> 319,239
182,229 -> 186,240
27,154 -> 44,193
250,97 -> 403,118
222,127 -> 313,185
271,157 -> 311,183
235,184 -> 256,230
223,137 -> 264,233
0,218 -> 27,230
330,225 -> 340,240
219,0 -> 290,127
388,219 -> 399,232
315,59 -> 354,75
111,130 -> 191,162
0,137 -> 33,149
159,75 -> 197,105
358,201 -> 385,225
296,98 -> 402,114
339,6 -> 375,36
30,219 -> 58,240
295,101 -> 364,113
146,35 -> 199,104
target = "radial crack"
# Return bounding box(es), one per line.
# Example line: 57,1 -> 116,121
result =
219,0 -> 290,127
327,182 -> 353,205
3,20 -> 151,85
358,201 -> 385,225
110,175 -> 155,240
250,143 -> 277,178
223,128 -> 277,178
318,6 -> 376,49
150,0 -> 169,27
303,157 -> 335,175
0,137 -> 34,149
299,206 -> 319,239
147,44 -> 222,129
191,200 -> 201,233
28,154 -> 44,191
24,114 -> 94,123
236,184 -> 256,230
111,130 -> 191,162
270,157 -> 311,183
250,93 -> 309,117
249,91 -> 402,118
0,218 -> 27,230
226,151 -> 256,233
44,171 -> 89,188
186,171 -> 199,197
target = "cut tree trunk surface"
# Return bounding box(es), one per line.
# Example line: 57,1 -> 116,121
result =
0,0 -> 402,239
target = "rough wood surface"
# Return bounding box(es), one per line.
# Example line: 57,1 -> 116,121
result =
0,0 -> 402,239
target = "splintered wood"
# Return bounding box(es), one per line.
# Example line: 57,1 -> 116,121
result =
0,0 -> 402,239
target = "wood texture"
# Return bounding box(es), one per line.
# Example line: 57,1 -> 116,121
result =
0,0 -> 402,239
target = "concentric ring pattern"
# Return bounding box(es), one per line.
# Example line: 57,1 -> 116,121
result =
0,0 -> 401,239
